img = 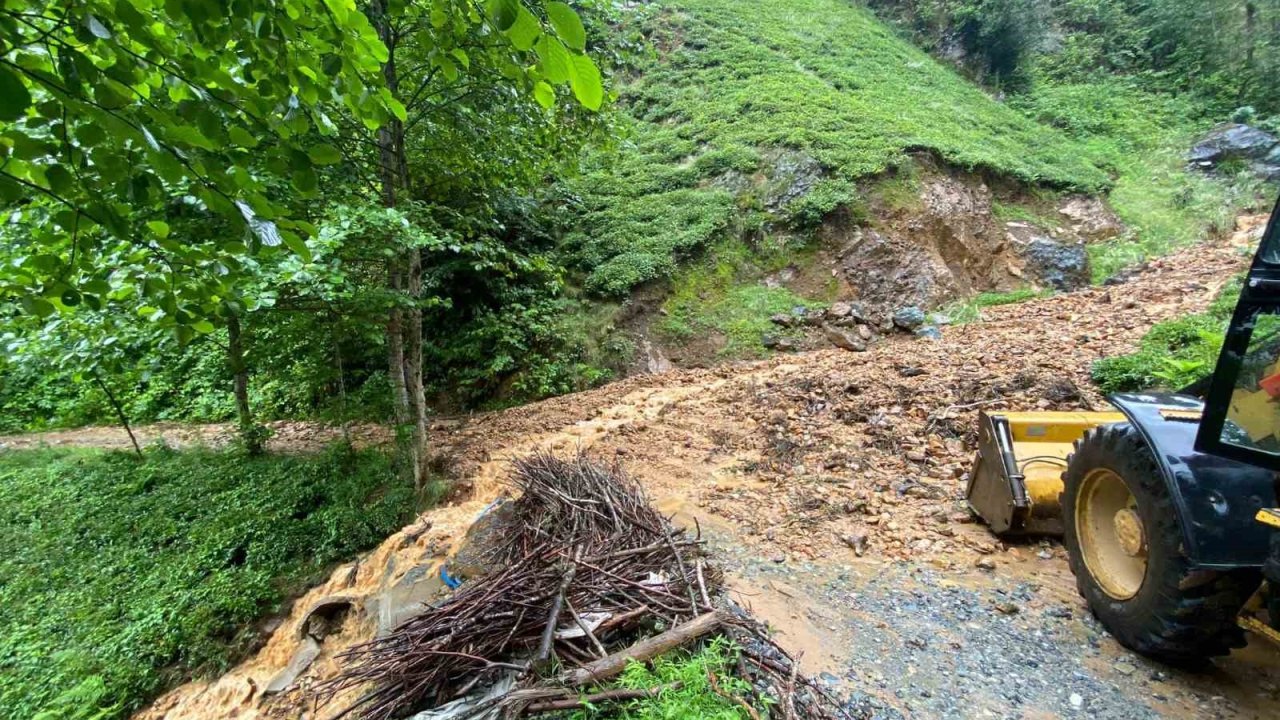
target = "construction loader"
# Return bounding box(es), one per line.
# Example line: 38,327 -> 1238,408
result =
967,195 -> 1280,663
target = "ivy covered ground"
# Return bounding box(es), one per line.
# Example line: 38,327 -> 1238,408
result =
0,446 -> 416,720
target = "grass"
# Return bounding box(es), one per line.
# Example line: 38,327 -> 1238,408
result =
564,637 -> 766,719
566,0 -> 1112,297
941,288 -> 1050,324
655,236 -> 825,358
1013,79 -> 1262,282
0,445 -> 419,720
1092,275 -> 1244,393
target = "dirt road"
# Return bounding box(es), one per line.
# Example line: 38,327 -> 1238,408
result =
24,215 -> 1278,719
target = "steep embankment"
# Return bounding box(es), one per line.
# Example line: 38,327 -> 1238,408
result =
560,0 -> 1130,374
568,0 -> 1110,295
134,215 -> 1274,720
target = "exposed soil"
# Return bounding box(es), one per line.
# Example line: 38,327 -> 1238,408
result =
14,216 -> 1277,719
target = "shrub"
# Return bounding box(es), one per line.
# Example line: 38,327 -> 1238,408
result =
0,445 -> 417,720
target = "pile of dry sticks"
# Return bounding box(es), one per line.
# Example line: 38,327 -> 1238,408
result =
320,452 -> 857,719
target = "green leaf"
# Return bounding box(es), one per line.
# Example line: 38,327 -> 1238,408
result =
192,320 -> 215,334
451,48 -> 470,70
506,6 -> 541,52
0,66 -> 31,121
308,144 -> 342,164
146,220 -> 170,238
228,125 -> 260,148
567,53 -> 603,111
438,56 -> 459,82
545,2 -> 586,51
24,296 -> 55,318
535,35 -> 571,84
533,80 -> 555,109
486,0 -> 519,30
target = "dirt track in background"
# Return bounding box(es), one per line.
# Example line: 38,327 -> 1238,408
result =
9,217 -> 1278,719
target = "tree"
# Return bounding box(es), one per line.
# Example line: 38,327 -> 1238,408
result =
334,0 -> 606,487
1,1 -> 608,474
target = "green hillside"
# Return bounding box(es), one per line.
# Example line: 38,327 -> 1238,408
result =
566,0 -> 1113,296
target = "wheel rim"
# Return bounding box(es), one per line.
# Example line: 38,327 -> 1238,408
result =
1076,467 -> 1147,600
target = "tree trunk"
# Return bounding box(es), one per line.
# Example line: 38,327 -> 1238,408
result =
386,265 -> 411,424
92,372 -> 142,457
370,0 -> 426,488
226,312 -> 261,455
404,249 -> 428,489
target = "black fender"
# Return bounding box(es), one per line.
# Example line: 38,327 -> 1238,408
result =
1109,392 -> 1277,569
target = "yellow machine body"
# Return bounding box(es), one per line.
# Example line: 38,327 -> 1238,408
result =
966,410 -> 1126,535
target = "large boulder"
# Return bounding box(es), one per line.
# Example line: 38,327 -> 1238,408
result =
1188,124 -> 1279,180
1020,237 -> 1089,290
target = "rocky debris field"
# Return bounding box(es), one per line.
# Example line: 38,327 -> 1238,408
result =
31,213 -> 1277,720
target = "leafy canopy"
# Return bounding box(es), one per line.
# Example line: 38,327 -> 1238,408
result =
0,0 -> 605,339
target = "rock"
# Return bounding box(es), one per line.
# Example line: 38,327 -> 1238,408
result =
824,325 -> 867,352
1069,692 -> 1084,709
1188,123 -> 1278,165
898,366 -> 925,377
993,600 -> 1020,615
263,636 -> 322,695
828,301 -> 853,318
771,554 -> 786,564
892,306 -> 926,330
770,313 -> 796,327
1114,661 -> 1136,676
1057,196 -> 1124,241
841,531 -> 869,556
914,325 -> 942,340
762,335 -> 796,352
1020,236 -> 1089,291
975,557 -> 996,571
764,150 -> 824,211
856,324 -> 873,340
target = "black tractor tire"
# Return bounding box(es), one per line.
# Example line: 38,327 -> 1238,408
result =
1061,423 -> 1260,664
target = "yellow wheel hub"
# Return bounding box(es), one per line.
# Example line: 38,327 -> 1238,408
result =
1076,468 -> 1147,600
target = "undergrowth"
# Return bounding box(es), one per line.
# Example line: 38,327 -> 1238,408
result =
656,237 -> 824,358
564,637 -> 765,719
567,0 -> 1111,297
1092,275 -> 1245,393
1013,80 -> 1262,282
0,445 -> 420,720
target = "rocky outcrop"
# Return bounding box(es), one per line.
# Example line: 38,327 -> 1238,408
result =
1188,123 -> 1280,181
827,167 -> 1096,316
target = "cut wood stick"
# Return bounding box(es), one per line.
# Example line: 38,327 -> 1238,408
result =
521,681 -> 684,714
561,611 -> 722,687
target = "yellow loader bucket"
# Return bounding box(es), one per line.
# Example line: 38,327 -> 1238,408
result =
967,410 -> 1126,536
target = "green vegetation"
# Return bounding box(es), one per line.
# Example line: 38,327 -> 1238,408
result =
655,237 -> 824,358
0,445 -> 417,720
565,0 -> 1111,297
1013,80 -> 1260,282
866,1 -> 1275,282
565,638 -> 765,719
1092,276 -> 1244,393
941,288 -> 1050,325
